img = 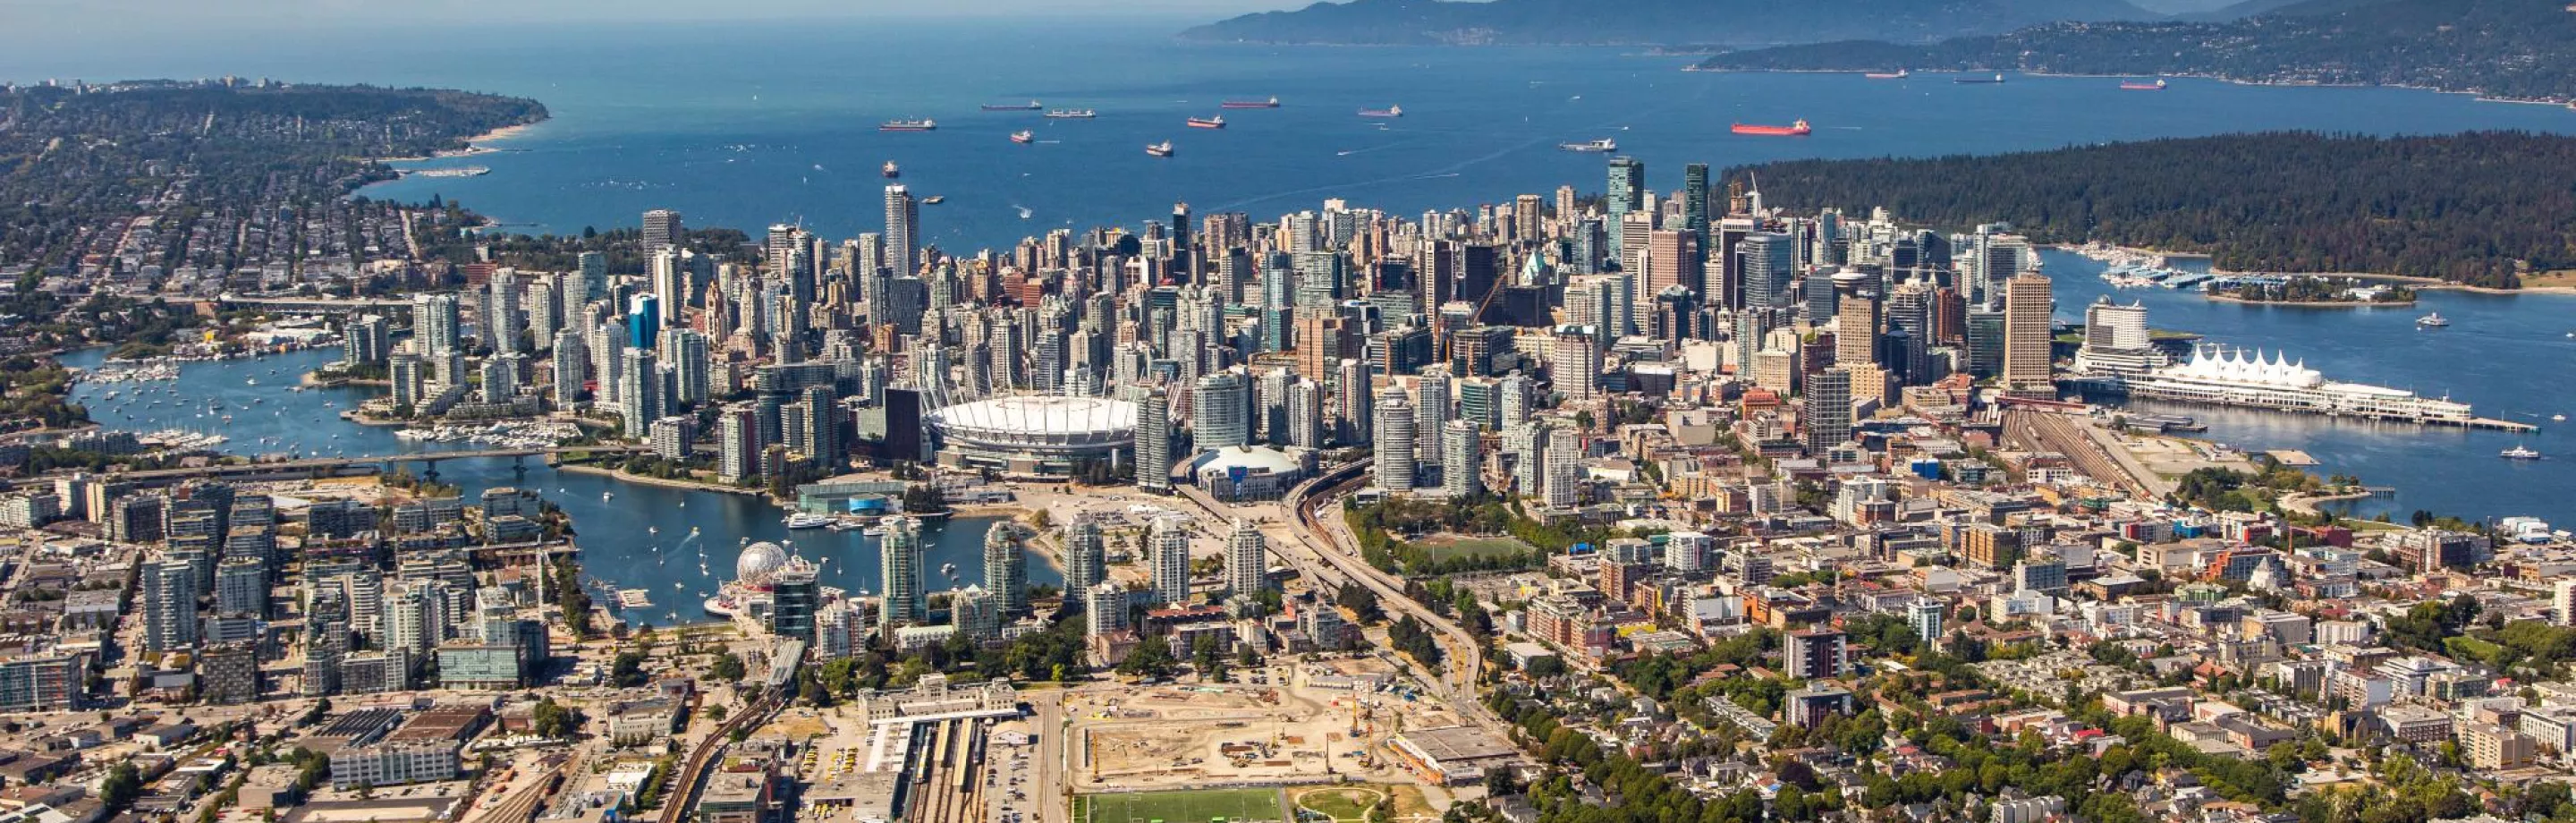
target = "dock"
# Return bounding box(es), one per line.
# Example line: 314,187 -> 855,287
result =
616,589 -> 655,609
2265,450 -> 2320,467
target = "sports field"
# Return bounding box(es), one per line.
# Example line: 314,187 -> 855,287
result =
1080,789 -> 1283,823
1416,533 -> 1536,563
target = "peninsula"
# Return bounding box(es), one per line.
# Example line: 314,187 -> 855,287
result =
1698,0 -> 2576,102
1182,0 -> 2168,47
1723,131 -> 2576,288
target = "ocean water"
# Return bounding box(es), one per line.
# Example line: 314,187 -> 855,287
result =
16,21 -> 2576,525
7,21 -> 2572,250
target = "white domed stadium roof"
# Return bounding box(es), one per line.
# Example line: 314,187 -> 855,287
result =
737,540 -> 790,585
929,395 -> 1137,454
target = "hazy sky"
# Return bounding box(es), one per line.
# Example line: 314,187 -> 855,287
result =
4,0 -> 1300,33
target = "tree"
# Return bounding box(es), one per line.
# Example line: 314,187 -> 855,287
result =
1191,634 -> 1228,681
99,763 -> 142,811
709,652 -> 746,683
1336,584 -> 1385,624
1118,636 -> 1176,679
611,651 -> 648,688
531,698 -> 581,739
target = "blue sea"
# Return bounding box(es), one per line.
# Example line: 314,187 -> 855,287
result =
15,21 -> 2576,525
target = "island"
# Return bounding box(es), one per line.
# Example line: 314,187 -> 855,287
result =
1721,131 -> 2576,288
1698,0 -> 2576,102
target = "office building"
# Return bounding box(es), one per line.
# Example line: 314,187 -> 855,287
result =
2001,273 -> 2055,396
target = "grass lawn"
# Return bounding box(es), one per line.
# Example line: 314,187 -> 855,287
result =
1083,789 -> 1282,823
1415,533 -> 1537,563
1291,787 -> 1386,821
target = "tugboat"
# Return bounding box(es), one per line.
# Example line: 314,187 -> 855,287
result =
2417,312 -> 2450,328
2121,78 -> 2170,90
1145,140 -> 1174,157
1186,115 -> 1226,129
1010,131 -> 1034,144
881,161 -> 900,178
879,118 -> 937,132
1731,119 -> 1813,137
1358,105 -> 1403,118
1222,97 -> 1281,109
2503,445 -> 2543,460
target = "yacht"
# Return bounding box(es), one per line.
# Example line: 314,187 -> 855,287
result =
784,513 -> 833,530
2503,445 -> 2543,460
2417,312 -> 2450,328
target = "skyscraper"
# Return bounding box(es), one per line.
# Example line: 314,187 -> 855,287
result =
880,517 -> 926,628
1192,370 -> 1250,451
1225,519 -> 1267,601
642,208 -> 683,250
1682,163 -> 1710,259
2001,273 -> 2055,395
885,185 -> 919,277
984,522 -> 1030,615
1149,516 -> 1191,606
142,557 -> 199,652
1063,517 -> 1106,600
487,268 -> 523,354
1739,233 -> 1794,310
1374,387 -> 1416,490
1543,428 -> 1582,508
1441,419 -> 1480,499
1807,366 -> 1853,456
414,293 -> 461,356
1136,386 -> 1174,493
771,557 -> 819,643
1606,157 -> 1645,252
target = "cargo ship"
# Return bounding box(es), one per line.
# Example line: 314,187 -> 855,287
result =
1730,120 -> 1811,137
1145,140 -> 1174,157
1358,105 -> 1403,118
1954,73 -> 2007,84
1222,97 -> 1281,109
1010,131 -> 1034,144
2121,79 -> 2169,90
980,100 -> 1042,111
881,161 -> 900,178
1864,69 -> 1909,79
879,119 -> 937,132
1186,115 -> 1226,129
1045,109 -> 1097,119
1558,138 -> 1617,153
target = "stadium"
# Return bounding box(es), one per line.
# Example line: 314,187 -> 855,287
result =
928,395 -> 1136,479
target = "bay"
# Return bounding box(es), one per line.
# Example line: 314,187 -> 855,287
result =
56,347 -> 1056,627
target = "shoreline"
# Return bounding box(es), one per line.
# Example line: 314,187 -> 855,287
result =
2202,294 -> 2417,309
2055,243 -> 2576,296
371,119 -> 546,163
555,461 -> 767,497
1686,67 -> 2573,106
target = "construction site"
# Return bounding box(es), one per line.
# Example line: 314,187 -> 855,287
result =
1068,658 -> 1462,793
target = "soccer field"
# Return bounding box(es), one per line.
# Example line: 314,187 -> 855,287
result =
1080,789 -> 1283,823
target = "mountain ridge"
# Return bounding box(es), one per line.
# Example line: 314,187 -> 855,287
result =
1696,0 -> 2576,101
1181,0 -> 2170,47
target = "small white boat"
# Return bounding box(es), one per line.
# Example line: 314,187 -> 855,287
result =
2417,312 -> 2449,328
2503,445 -> 2543,460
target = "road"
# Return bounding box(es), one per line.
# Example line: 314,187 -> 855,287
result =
1172,461 -> 1508,738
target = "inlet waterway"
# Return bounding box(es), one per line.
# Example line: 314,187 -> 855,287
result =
59,347 -> 1056,627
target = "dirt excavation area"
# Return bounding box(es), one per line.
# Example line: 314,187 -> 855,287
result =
1067,656 -> 1464,792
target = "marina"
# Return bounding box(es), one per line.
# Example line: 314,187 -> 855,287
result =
55,346 -> 1058,627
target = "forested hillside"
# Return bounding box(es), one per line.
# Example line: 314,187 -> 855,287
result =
1700,0 -> 2576,101
1725,132 -> 2576,288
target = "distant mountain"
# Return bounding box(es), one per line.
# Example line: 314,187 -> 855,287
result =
1181,0 -> 2165,47
1699,0 -> 2576,101
2175,0 -> 2392,21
